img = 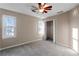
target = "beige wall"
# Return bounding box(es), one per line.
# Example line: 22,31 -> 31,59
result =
69,6 -> 79,52
45,12 -> 70,48
0,8 -> 41,49
44,5 -> 79,52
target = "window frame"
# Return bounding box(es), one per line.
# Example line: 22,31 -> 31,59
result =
2,15 -> 16,39
37,20 -> 45,36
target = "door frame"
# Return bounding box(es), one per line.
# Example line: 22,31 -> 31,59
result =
53,19 -> 56,43
44,19 -> 56,43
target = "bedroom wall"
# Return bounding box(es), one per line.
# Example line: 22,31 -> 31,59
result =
69,6 -> 79,52
45,12 -> 70,48
0,8 -> 41,49
44,5 -> 79,53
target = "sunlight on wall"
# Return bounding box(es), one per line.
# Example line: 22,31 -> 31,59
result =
72,28 -> 78,52
72,28 -> 78,39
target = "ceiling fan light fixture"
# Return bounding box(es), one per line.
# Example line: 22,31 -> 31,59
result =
39,9 -> 44,13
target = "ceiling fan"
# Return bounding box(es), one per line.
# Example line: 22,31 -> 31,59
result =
32,3 -> 52,13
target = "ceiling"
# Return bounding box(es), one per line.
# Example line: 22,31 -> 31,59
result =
0,3 -> 78,19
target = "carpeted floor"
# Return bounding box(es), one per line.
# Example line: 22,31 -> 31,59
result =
0,40 -> 78,56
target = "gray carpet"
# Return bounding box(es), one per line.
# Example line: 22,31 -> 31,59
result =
0,40 -> 78,56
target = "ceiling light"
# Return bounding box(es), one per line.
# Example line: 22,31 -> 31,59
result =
39,9 -> 44,12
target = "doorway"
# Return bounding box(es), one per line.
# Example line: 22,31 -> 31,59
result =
46,21 -> 53,41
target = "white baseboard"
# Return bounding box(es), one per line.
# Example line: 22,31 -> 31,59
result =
56,41 -> 78,54
0,39 -> 42,51
56,41 -> 71,48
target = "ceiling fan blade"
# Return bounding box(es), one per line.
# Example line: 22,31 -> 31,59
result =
38,3 -> 42,9
32,6 -> 38,10
32,10 -> 36,12
44,8 -> 52,10
44,10 -> 48,13
44,6 -> 52,9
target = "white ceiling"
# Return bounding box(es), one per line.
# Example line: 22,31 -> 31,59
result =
0,3 -> 78,19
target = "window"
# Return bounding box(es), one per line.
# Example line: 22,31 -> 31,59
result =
2,15 -> 16,39
38,21 -> 45,36
72,28 -> 78,52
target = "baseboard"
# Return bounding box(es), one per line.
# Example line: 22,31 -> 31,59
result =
0,39 -> 42,51
56,41 -> 78,54
56,41 -> 73,50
